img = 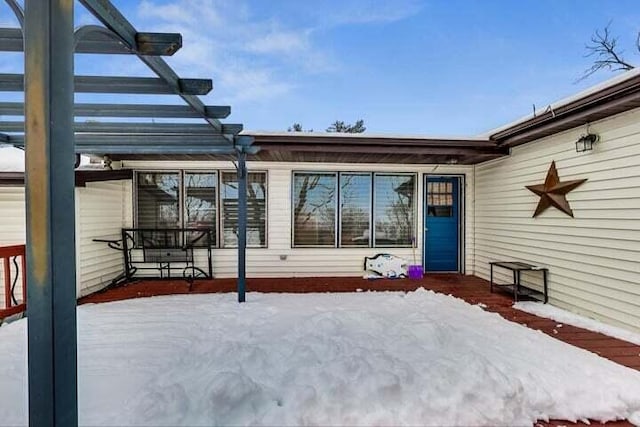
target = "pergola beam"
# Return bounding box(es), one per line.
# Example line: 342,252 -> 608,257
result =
0,121 -> 242,134
0,27 -> 182,55
79,0 -> 226,134
0,101 -> 231,118
8,133 -> 244,145
0,73 -> 212,95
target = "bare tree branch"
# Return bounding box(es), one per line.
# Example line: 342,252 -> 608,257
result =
577,22 -> 636,82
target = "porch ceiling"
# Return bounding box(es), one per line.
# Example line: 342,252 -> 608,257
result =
105,133 -> 509,165
249,133 -> 508,164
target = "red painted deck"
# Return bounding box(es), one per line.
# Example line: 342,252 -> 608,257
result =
79,274 -> 640,426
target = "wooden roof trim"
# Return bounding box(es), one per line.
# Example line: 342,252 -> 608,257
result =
491,73 -> 640,146
251,133 -> 497,148
0,169 -> 133,187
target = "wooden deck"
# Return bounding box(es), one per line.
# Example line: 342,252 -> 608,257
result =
79,274 -> 640,426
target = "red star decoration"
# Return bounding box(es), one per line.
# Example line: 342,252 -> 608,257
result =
526,161 -> 587,218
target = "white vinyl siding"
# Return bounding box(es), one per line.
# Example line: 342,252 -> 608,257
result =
0,187 -> 25,246
0,187 -> 26,306
123,160 -> 475,278
75,180 -> 130,296
0,180 -> 130,300
474,107 -> 640,334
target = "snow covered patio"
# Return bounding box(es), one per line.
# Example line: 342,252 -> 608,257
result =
2,279 -> 640,426
80,274 -> 640,373
0,275 -> 601,425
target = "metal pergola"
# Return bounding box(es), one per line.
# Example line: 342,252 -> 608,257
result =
0,1 -> 257,424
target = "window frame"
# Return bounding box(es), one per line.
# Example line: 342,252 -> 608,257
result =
134,169 -> 184,231
338,171 -> 373,248
183,169 -> 220,247
133,169 -> 269,249
291,171 -> 338,248
220,169 -> 268,249
290,171 -> 417,249
372,172 -> 417,248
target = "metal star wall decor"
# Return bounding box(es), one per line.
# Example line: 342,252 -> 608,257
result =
526,161 -> 587,218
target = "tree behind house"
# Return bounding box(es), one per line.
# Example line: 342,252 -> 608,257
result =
326,119 -> 366,133
579,22 -> 638,81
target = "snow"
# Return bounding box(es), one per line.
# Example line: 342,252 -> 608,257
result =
0,147 -> 93,173
514,301 -> 640,346
1,289 -> 640,426
0,147 -> 24,172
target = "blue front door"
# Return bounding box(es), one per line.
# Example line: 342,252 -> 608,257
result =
424,176 -> 460,272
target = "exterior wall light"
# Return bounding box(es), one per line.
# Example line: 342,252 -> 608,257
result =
575,133 -> 599,153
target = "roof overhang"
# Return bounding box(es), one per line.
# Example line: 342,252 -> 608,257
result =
243,132 -> 508,165
489,70 -> 640,147
0,169 -> 133,187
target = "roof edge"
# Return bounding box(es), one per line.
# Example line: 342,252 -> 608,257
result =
484,69 -> 640,143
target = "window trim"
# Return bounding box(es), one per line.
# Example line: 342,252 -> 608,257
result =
291,170 -> 417,249
220,169 -> 268,249
183,169 -> 220,247
291,171 -> 338,248
134,169 -> 183,233
338,171 -> 373,248
372,172 -> 417,248
133,169 -> 269,249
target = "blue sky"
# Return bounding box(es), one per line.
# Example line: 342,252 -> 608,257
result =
2,0 -> 640,135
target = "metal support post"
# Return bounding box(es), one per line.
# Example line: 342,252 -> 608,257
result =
24,0 -> 77,425
237,147 -> 247,303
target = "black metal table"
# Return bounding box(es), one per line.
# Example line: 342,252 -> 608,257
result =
489,261 -> 548,303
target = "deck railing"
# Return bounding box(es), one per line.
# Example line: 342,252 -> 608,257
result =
0,244 -> 26,319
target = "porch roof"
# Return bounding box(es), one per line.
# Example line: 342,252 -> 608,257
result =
106,131 -> 509,165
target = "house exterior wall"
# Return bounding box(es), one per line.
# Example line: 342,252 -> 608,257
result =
474,107 -> 640,333
75,180 -> 131,296
0,187 -> 26,305
122,160 -> 475,279
0,186 -> 26,246
0,181 -> 130,302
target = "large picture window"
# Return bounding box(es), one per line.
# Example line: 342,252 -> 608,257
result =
135,170 -> 267,248
292,171 -> 415,248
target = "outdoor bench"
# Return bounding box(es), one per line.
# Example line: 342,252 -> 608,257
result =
489,261 -> 548,303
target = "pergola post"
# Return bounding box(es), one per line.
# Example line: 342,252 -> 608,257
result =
236,146 -> 247,303
24,0 -> 77,425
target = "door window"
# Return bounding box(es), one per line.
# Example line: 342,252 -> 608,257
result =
427,181 -> 454,217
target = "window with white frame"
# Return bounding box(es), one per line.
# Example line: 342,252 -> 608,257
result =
292,172 -> 337,247
135,170 -> 267,248
136,172 -> 181,229
292,171 -> 415,248
374,174 -> 415,247
340,173 -> 371,247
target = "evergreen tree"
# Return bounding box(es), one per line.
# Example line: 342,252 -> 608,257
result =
326,119 -> 366,133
